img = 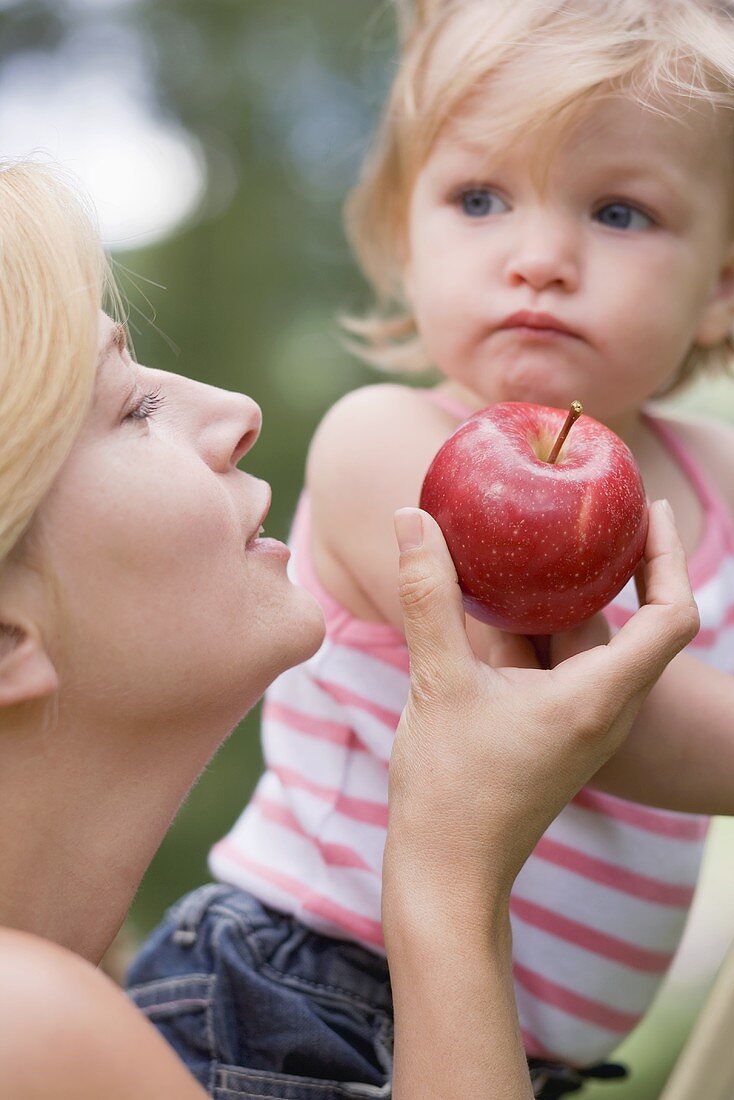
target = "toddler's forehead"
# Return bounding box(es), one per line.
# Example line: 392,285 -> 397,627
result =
441,92 -> 732,186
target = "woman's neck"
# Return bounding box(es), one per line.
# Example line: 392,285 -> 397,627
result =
0,700 -> 237,963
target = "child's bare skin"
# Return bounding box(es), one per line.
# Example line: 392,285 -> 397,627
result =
308,93 -> 734,817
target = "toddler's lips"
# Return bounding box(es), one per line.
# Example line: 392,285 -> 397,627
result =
504,326 -> 575,341
496,310 -> 581,339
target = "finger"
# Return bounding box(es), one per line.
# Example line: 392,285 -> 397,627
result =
639,500 -> 696,612
551,613 -> 610,666
634,501 -> 651,607
394,508 -> 476,688
590,499 -> 699,688
530,634 -> 551,669
634,563 -> 646,608
465,615 -> 539,669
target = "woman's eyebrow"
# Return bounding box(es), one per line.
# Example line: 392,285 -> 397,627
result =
98,322 -> 127,368
94,323 -> 136,410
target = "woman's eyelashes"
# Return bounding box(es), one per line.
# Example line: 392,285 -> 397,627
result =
452,184 -> 655,230
125,386 -> 167,422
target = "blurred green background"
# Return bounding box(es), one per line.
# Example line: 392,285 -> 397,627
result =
2,2 -> 734,1096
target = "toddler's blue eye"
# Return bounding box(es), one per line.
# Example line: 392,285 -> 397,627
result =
459,188 -> 506,218
595,202 -> 653,231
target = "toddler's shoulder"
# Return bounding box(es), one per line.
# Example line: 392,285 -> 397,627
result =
305,384 -> 457,627
311,382 -> 439,446
660,410 -> 734,517
306,383 -> 448,501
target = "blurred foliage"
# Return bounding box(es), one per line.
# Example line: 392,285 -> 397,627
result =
114,1 -> 393,932
3,2 -> 734,1097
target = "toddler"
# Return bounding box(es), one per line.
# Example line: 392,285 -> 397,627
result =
129,2 -> 734,1096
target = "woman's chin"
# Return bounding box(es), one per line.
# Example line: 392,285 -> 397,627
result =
226,592 -> 325,725
285,585 -> 326,667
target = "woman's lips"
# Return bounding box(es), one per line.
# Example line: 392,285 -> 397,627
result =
243,483 -> 290,560
245,531 -> 291,561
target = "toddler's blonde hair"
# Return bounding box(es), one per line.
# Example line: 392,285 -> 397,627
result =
0,162 -> 114,568
345,0 -> 734,390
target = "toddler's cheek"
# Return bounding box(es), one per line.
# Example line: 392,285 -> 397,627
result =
416,293 -> 475,358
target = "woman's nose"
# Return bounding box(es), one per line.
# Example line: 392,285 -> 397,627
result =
231,396 -> 262,466
503,213 -> 580,293
195,386 -> 263,473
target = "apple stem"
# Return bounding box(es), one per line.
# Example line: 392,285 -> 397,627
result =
546,401 -> 583,464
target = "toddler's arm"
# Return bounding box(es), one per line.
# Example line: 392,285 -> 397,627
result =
308,382 -> 543,664
589,413 -> 734,815
589,648 -> 734,815
307,383 -> 463,630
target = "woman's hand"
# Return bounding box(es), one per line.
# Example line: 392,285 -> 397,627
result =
384,499 -> 699,921
383,499 -> 697,1099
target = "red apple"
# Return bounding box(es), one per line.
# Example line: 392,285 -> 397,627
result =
419,401 -> 648,634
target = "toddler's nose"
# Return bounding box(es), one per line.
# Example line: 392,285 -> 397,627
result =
504,215 -> 580,293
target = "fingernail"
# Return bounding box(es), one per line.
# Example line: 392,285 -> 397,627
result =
394,508 -> 424,551
659,498 -> 674,518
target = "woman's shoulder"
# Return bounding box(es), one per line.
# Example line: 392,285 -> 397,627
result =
0,928 -> 206,1100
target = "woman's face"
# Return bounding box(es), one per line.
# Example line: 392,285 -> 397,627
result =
34,314 -> 325,732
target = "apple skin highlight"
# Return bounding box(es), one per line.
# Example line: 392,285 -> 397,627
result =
419,402 -> 648,635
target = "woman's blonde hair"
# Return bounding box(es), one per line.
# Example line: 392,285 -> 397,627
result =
344,0 -> 734,390
0,161 -> 114,567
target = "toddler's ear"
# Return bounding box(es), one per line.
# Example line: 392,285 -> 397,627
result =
695,239 -> 734,348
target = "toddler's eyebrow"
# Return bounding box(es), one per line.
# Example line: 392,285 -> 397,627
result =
593,155 -> 687,188
583,159 -> 691,211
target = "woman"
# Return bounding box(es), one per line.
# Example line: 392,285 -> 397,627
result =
0,161 -> 699,1099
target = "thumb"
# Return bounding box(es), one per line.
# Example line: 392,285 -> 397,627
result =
394,508 -> 474,689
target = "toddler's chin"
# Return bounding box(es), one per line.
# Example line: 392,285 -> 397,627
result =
490,357 -> 581,410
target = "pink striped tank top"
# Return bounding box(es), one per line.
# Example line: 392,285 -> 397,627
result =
210,393 -> 734,1067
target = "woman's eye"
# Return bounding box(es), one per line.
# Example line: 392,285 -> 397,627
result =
126,387 -> 166,421
458,187 -> 507,218
595,202 -> 654,231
